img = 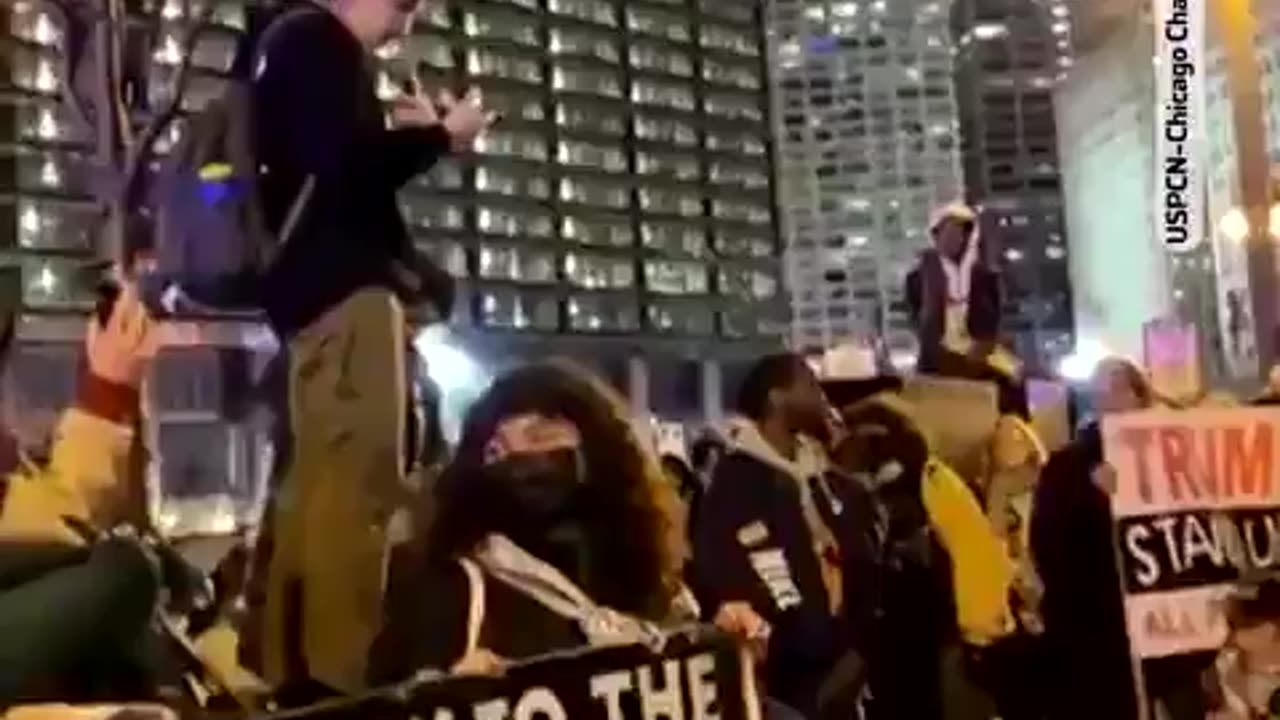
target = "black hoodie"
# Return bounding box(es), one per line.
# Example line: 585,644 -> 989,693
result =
1031,422 -> 1139,720
691,421 -> 866,719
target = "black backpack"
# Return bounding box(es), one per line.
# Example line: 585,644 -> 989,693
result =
146,6 -> 320,316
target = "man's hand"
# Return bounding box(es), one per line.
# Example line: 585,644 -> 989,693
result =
86,281 -> 159,389
1092,462 -> 1118,496
390,82 -> 442,130
713,601 -> 771,664
440,87 -> 496,152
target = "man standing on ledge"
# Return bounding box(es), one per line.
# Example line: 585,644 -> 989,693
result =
248,0 -> 493,697
905,203 -> 1023,413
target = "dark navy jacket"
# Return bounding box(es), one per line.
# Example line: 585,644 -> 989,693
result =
691,428 -> 871,719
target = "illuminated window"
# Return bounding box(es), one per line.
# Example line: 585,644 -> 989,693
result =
709,160 -> 769,189
559,177 -> 631,209
555,102 -> 626,136
647,301 -> 714,334
639,187 -> 703,217
704,91 -> 762,121
631,79 -> 696,111
479,244 -> 556,283
626,7 -> 690,42
481,291 -> 559,330
548,0 -> 616,26
467,49 -> 543,84
715,231 -> 775,258
552,64 -> 623,97
705,129 -> 767,156
644,260 -> 708,295
712,198 -> 771,224
719,265 -> 779,300
476,166 -> 551,199
702,58 -> 760,89
477,206 -> 555,237
550,26 -> 621,63
634,115 -> 698,146
629,43 -> 692,76
464,10 -> 539,45
562,215 -> 634,248
642,222 -> 708,257
567,294 -> 640,332
700,24 -> 758,56
404,199 -> 465,230
564,252 -> 634,289
476,130 -> 548,161
636,152 -> 700,182
557,140 -> 627,172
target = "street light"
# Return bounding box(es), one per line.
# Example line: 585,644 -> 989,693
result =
1218,204 -> 1280,243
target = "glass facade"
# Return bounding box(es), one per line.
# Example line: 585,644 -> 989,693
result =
950,0 -> 1075,372
1,0 -> 784,343
768,0 -> 964,356
1,0 -> 784,514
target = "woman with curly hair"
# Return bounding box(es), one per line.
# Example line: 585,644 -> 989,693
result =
368,360 -> 732,681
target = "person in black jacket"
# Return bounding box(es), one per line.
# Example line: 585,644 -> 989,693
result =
691,354 -> 866,719
1032,357 -> 1149,720
906,203 -> 1027,416
370,361 -> 700,681
247,0 -> 494,697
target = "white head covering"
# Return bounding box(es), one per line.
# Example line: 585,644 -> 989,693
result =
929,202 -> 982,302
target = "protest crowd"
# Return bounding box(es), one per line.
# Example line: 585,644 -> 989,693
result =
4,1 -> 1280,719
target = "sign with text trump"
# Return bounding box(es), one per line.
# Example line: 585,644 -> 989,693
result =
1105,407 -> 1280,658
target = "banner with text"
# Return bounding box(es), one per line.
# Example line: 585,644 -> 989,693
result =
279,630 -> 760,720
1105,407 -> 1280,658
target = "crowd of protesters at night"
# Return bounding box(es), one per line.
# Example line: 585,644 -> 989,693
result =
3,0 -> 1280,719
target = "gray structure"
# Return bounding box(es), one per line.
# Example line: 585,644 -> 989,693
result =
950,0 -> 1075,374
767,0 -> 964,360
2,0 -> 786,532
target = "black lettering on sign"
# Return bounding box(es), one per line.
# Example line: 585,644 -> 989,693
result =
1119,508 -> 1280,593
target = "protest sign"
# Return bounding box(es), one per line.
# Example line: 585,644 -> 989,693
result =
903,375 -> 998,481
265,629 -> 759,720
1143,319 -> 1202,404
1104,407 -> 1280,658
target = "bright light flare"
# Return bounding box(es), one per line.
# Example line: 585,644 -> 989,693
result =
1058,338 -> 1110,381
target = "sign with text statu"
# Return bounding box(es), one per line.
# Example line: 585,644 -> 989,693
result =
1105,407 -> 1280,658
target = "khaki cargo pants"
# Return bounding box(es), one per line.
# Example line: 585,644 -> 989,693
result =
261,288 -> 408,692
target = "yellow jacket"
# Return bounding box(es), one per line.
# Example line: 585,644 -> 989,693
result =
0,383 -> 138,546
841,393 -> 1016,646
921,458 -> 1016,646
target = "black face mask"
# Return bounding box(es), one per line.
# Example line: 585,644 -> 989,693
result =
479,448 -> 585,530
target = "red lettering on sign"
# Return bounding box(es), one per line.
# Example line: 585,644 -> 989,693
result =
1119,427 -> 1156,503
1224,423 -> 1273,500
1158,427 -> 1197,502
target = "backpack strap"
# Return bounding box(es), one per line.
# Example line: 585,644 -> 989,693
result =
247,4 -> 323,263
458,557 -> 486,658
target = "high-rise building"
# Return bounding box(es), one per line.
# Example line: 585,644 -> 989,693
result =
1057,0 -> 1279,380
2,0 -> 786,531
950,0 -> 1075,373
768,0 -> 963,358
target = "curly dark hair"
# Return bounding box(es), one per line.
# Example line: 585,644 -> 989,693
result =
425,359 -> 685,621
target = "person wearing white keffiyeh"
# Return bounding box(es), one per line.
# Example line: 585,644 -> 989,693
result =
906,202 -> 1026,415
